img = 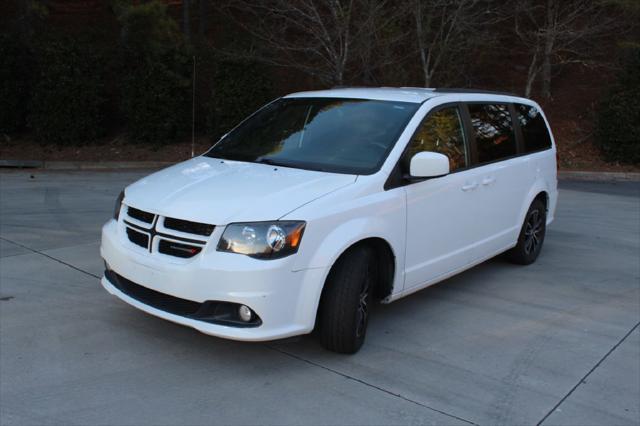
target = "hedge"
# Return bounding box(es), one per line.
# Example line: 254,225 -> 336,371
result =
0,33 -> 32,134
207,59 -> 273,141
595,47 -> 640,164
118,0 -> 192,144
29,36 -> 108,144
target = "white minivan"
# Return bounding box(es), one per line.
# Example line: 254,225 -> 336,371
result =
101,87 -> 557,353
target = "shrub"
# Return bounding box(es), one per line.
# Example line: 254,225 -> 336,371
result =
595,47 -> 640,164
118,1 -> 192,144
29,36 -> 108,144
207,59 -> 273,141
122,54 -> 191,143
0,33 -> 32,134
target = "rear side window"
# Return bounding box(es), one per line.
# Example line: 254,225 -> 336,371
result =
516,104 -> 552,153
468,104 -> 516,164
403,106 -> 468,172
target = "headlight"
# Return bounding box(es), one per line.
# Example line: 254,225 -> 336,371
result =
113,190 -> 125,220
217,221 -> 306,259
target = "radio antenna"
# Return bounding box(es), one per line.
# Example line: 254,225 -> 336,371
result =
191,55 -> 196,158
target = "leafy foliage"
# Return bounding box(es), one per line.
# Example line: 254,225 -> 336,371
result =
595,47 -> 640,164
122,56 -> 192,144
29,35 -> 108,144
0,33 -> 32,134
207,59 -> 273,141
117,0 -> 191,144
116,0 -> 181,59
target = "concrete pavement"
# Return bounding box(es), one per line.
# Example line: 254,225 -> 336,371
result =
1,170 -> 638,425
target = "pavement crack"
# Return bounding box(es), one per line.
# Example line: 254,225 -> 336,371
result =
267,344 -> 479,425
537,321 -> 640,426
0,236 -> 100,279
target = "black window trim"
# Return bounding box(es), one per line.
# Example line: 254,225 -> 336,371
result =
384,100 -> 552,191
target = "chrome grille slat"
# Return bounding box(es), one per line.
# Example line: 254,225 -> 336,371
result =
164,217 -> 215,236
123,206 -> 213,259
127,206 -> 155,224
158,239 -> 202,258
126,227 -> 149,249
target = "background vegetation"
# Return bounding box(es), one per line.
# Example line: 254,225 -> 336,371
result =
0,0 -> 638,166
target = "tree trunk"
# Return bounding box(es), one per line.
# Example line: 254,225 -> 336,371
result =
541,42 -> 552,99
414,0 -> 430,87
335,66 -> 344,86
198,0 -> 208,38
524,50 -> 539,98
541,0 -> 555,100
21,0 -> 31,39
183,0 -> 191,43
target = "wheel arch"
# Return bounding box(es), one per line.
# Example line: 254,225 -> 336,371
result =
518,181 -> 551,228
311,235 -> 398,330
335,237 -> 396,301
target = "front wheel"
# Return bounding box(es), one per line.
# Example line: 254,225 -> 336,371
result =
318,246 -> 374,354
507,198 -> 547,265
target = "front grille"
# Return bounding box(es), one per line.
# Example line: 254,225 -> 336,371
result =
127,207 -> 155,224
158,239 -> 202,258
123,205 -> 212,259
164,217 -> 214,236
126,227 -> 149,249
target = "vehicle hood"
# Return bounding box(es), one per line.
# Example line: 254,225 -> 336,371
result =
124,157 -> 357,224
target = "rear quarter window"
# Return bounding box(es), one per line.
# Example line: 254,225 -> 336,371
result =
516,103 -> 552,153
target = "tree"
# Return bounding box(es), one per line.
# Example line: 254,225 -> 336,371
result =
349,0 -> 411,85
513,0 -> 619,99
217,0 -> 403,85
412,0 -> 498,87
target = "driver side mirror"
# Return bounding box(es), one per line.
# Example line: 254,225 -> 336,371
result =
409,152 -> 450,179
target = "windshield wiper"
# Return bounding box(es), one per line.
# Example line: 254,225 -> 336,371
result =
255,157 -> 330,173
255,158 -> 291,167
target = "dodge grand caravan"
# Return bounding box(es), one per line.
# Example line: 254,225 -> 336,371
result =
101,87 -> 557,353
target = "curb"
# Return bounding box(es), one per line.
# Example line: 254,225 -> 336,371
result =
558,171 -> 640,182
2,160 -> 639,181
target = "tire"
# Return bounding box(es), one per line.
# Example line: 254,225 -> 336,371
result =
507,198 -> 547,265
318,246 -> 374,354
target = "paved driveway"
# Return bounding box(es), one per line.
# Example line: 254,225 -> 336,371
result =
1,170 -> 638,426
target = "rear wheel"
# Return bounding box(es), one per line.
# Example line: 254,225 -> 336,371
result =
507,198 -> 547,265
318,246 -> 374,354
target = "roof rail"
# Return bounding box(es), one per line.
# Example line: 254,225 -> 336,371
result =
330,85 -> 375,89
432,88 -> 518,96
330,86 -> 435,91
326,86 -> 520,97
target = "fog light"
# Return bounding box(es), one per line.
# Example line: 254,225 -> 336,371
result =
238,305 -> 252,322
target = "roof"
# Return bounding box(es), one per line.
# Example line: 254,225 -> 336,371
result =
284,87 -> 523,104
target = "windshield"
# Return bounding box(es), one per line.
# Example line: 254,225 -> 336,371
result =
205,97 -> 420,174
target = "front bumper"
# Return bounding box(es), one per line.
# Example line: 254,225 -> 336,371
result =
100,220 -> 328,341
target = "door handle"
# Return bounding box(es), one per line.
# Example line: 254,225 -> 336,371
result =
482,176 -> 495,186
461,182 -> 478,191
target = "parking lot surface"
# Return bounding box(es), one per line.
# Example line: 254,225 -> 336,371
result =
1,170 -> 638,426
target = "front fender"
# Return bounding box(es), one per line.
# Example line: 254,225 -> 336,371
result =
289,182 -> 407,297
299,216 -> 399,271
